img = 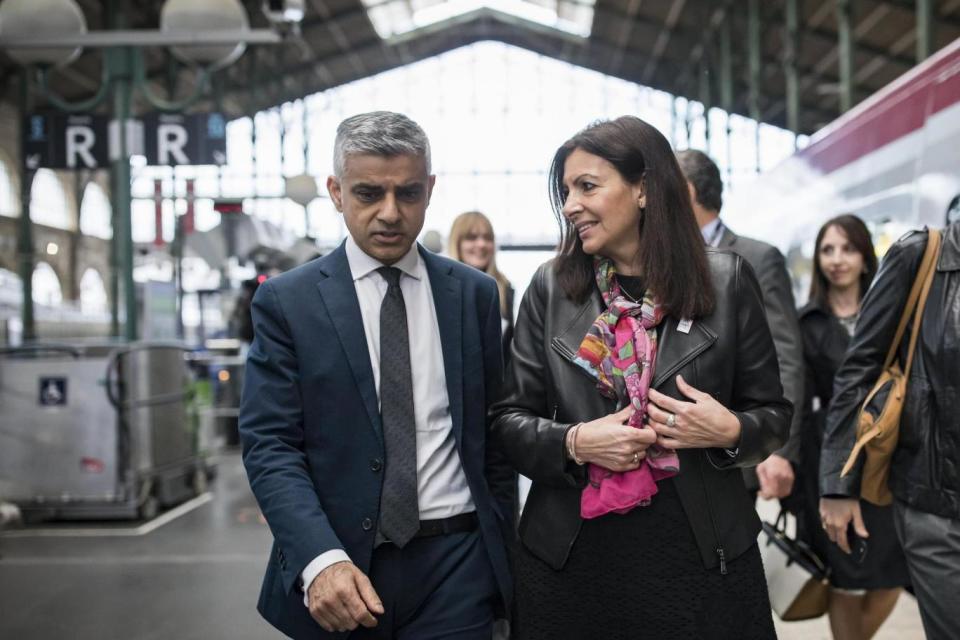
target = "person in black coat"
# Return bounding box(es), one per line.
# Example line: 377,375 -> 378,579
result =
491,116 -> 790,640
795,215 -> 907,640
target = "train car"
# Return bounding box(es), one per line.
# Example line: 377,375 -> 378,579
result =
724,37 -> 960,300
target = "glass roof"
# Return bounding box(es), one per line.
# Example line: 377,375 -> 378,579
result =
361,0 -> 597,39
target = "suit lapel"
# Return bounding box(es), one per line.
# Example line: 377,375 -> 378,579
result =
422,249 -> 464,447
315,244 -> 383,440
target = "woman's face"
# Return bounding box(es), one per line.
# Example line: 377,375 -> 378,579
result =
818,224 -> 865,291
459,225 -> 494,271
561,148 -> 644,268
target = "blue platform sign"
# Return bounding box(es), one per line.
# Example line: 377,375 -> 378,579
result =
39,377 -> 68,406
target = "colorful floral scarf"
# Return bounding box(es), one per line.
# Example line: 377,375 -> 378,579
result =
572,258 -> 679,519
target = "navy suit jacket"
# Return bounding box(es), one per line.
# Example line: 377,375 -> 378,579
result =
240,242 -> 514,639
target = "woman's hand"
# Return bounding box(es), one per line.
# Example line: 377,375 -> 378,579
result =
573,405 -> 657,472
820,497 -> 869,554
647,375 -> 741,449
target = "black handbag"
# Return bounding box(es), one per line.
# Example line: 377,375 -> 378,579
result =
759,509 -> 830,621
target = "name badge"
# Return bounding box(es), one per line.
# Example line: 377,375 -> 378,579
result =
677,318 -> 693,334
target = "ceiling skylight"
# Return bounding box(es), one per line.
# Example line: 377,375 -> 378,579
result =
361,0 -> 597,40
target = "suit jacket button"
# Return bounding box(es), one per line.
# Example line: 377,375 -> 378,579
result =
361,518 -> 373,531
370,458 -> 383,472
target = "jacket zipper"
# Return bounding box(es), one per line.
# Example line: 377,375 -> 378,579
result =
697,453 -> 727,575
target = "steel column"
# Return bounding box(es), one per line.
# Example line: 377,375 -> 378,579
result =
110,47 -> 136,341
720,13 -> 733,184
837,0 -> 854,113
748,0 -> 761,173
16,71 -> 35,341
917,0 -> 934,62
784,0 -> 801,139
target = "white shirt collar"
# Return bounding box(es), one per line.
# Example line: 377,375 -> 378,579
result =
344,235 -> 424,282
700,217 -> 725,248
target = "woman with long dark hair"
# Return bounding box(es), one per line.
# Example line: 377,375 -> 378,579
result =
491,116 -> 791,639
796,215 -> 908,640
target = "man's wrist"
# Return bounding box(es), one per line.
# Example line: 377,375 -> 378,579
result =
301,550 -> 352,607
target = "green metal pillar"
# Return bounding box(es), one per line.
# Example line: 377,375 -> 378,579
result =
917,0 -> 934,62
17,71 -> 35,341
836,0 -> 854,114
110,47 -> 136,341
699,60 -> 712,155
748,0 -> 761,173
784,0 -> 801,141
720,13 -> 734,184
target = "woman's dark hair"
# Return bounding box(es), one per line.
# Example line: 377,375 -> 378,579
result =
808,214 -> 878,310
549,116 -> 715,319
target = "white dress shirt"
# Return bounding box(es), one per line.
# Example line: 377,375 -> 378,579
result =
701,216 -> 726,248
301,237 -> 475,602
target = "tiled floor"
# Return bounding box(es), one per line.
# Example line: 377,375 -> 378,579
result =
0,456 -> 929,639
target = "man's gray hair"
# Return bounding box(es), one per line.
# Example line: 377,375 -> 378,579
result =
333,111 -> 431,177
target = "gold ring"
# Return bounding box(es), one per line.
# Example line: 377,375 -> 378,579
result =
632,451 -> 640,464
666,413 -> 676,428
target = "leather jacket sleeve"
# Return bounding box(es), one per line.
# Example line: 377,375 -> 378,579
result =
819,231 -> 927,497
710,255 -> 793,469
490,266 -> 587,489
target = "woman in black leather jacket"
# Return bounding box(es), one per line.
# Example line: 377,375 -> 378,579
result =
490,117 -> 791,640
794,215 -> 906,640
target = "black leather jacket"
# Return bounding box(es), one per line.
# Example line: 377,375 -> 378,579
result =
490,250 -> 791,572
821,223 -> 960,519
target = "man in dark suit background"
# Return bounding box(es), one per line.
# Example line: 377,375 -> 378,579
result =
676,150 -> 804,502
240,111 -> 513,639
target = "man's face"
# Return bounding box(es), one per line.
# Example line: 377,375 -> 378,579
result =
327,153 -> 435,265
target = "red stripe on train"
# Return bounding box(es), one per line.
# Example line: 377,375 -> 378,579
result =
797,37 -> 960,174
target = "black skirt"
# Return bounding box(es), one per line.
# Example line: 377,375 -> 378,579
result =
513,480 -> 776,640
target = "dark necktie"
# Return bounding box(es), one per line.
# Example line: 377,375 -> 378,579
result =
376,266 -> 420,547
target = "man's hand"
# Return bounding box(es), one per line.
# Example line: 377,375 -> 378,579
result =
756,454 -> 795,499
307,561 -> 384,633
820,497 -> 869,554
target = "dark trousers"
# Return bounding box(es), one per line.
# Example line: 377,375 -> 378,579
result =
351,530 -> 499,640
893,500 -> 960,640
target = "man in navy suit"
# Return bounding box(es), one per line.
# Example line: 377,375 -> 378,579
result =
240,111 -> 514,639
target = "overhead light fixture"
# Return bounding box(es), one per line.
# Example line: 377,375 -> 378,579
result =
161,0 -> 249,69
46,242 -> 59,255
0,0 -> 86,67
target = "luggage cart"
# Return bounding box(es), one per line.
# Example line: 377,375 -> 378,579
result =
0,341 -> 214,522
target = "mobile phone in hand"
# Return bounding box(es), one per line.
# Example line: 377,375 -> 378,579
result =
847,523 -> 869,564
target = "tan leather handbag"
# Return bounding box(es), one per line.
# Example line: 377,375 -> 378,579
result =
840,228 -> 942,505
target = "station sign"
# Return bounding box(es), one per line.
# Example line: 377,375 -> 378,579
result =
24,113 -> 109,170
142,112 -> 227,167
23,112 -> 227,170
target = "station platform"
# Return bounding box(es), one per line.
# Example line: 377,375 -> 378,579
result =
0,453 -> 926,639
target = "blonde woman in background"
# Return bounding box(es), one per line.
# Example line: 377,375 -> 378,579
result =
448,211 -> 515,362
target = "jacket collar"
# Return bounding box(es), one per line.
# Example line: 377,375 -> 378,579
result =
313,242 -> 467,447
550,288 -> 718,391
938,222 -> 960,272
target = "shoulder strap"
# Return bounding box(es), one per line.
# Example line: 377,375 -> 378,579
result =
882,229 -> 942,371
901,229 -> 941,376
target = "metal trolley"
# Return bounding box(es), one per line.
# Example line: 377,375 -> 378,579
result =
0,341 -> 215,522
